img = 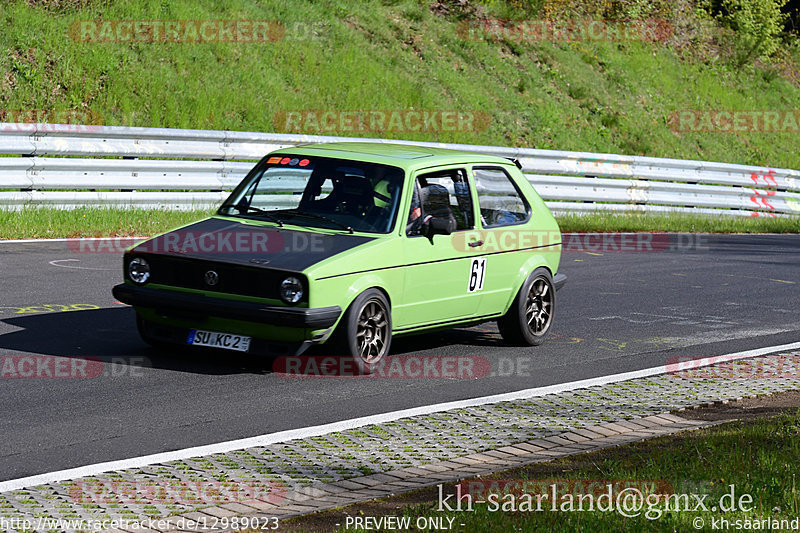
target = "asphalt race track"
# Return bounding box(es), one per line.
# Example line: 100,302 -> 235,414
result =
0,234 -> 798,481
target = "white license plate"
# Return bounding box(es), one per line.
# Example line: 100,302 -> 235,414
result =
187,329 -> 251,352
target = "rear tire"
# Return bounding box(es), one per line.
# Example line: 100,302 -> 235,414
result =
333,289 -> 392,374
497,268 -> 555,346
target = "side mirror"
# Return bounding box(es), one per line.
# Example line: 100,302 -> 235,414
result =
424,215 -> 455,241
430,216 -> 455,235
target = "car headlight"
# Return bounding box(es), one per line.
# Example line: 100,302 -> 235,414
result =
128,257 -> 151,285
279,276 -> 304,304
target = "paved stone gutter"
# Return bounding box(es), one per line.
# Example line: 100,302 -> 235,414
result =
2,351 -> 799,532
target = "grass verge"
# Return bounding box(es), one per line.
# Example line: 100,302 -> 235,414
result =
0,207 -> 214,239
0,208 -> 798,239
2,1 -> 800,168
271,400 -> 800,532
556,211 -> 800,233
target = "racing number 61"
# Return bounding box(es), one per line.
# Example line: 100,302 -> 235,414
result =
468,258 -> 486,293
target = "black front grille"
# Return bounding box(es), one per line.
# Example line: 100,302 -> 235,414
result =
143,255 -> 301,302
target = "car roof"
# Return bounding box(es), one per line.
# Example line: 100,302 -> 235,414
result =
269,142 -> 514,171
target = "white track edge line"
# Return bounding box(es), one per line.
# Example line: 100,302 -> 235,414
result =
2,340 -> 799,493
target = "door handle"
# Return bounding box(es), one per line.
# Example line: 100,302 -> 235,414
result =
468,240 -> 484,247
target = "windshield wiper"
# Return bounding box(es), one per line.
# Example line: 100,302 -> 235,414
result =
283,210 -> 354,234
229,205 -> 284,227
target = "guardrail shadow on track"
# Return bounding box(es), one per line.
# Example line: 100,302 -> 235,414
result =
694,234 -> 800,259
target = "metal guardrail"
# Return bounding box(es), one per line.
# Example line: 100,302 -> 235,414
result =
1,123 -> 799,216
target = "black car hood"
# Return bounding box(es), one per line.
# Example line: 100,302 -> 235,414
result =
130,217 -> 375,272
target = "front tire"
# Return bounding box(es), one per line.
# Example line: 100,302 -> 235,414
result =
497,268 -> 555,346
334,289 -> 392,373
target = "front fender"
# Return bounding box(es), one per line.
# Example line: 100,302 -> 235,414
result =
312,271 -> 400,332
343,273 -> 394,309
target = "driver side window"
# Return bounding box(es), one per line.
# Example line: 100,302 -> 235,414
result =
406,168 -> 474,236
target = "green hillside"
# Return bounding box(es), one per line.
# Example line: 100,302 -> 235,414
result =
1,0 -> 799,168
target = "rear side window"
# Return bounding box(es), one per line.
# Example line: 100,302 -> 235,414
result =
473,167 -> 530,228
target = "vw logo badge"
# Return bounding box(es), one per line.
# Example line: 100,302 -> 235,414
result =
204,270 -> 219,286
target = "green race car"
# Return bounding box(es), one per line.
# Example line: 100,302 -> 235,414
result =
113,142 -> 566,371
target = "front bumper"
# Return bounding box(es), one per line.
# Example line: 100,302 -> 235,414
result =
554,273 -> 567,291
112,284 -> 342,329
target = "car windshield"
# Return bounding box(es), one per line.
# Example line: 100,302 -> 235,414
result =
218,155 -> 405,234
